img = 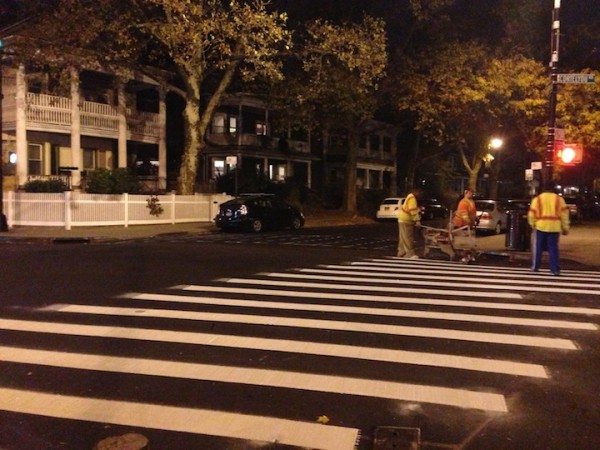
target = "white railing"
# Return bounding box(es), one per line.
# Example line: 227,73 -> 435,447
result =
18,93 -> 160,138
2,192 -> 233,230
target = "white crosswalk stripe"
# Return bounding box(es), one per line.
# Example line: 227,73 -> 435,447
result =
2,256 -> 600,449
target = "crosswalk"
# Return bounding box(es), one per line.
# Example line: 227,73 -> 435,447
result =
1,257 -> 600,449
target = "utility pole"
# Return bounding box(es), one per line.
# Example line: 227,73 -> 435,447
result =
544,0 -> 561,185
0,38 -> 8,231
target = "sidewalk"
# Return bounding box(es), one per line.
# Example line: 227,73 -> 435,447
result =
2,213 -> 599,268
0,210 -> 374,243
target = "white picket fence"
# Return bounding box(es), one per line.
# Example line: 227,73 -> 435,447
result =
1,192 -> 233,230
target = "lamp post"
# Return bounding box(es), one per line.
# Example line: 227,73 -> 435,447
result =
485,137 -> 504,200
0,38 -> 8,232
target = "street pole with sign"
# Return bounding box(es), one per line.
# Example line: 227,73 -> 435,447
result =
544,0 -> 561,186
0,38 -> 7,231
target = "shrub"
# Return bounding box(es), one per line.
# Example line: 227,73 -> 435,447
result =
86,168 -> 140,194
23,178 -> 68,192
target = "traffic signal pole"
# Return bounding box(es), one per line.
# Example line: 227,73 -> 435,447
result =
544,0 -> 561,184
0,40 -> 7,231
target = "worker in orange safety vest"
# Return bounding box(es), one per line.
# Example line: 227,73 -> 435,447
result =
453,188 -> 477,228
397,188 -> 422,258
528,181 -> 570,275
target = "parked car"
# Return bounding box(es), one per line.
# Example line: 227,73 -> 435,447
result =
563,197 -> 581,222
215,194 -> 304,232
376,197 -> 405,221
475,200 -> 507,234
420,198 -> 449,221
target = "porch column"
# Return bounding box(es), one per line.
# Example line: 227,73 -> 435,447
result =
263,157 -> 269,177
117,79 -> 127,168
365,169 -> 371,189
158,85 -> 167,190
70,67 -> 82,188
15,65 -> 27,187
307,161 -> 312,189
286,160 -> 292,180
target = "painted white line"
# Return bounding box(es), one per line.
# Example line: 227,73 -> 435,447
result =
300,268 -> 598,290
42,304 -> 577,349
262,273 -> 600,296
327,264 -> 600,283
218,278 -> 522,300
0,387 -> 359,449
0,346 -> 508,411
179,285 -> 600,316
130,292 -> 596,331
373,258 -> 600,277
0,318 -> 547,377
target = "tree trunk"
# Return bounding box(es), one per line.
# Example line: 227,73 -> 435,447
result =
321,128 -> 329,192
460,149 -> 482,192
177,62 -> 239,194
343,129 -> 359,212
177,81 -> 201,195
404,131 -> 422,193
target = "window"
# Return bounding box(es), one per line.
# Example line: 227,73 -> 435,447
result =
83,149 -> 96,170
212,159 -> 225,178
212,114 -> 226,134
28,144 -> 43,175
369,135 -> 380,153
229,117 -> 237,134
256,122 -> 267,136
383,137 -> 392,153
359,134 -> 367,149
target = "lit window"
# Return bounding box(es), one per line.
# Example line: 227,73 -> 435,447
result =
83,149 -> 96,169
256,122 -> 267,135
213,159 -> 225,178
229,117 -> 237,134
212,114 -> 226,134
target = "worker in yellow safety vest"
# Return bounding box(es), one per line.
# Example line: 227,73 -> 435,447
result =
528,181 -> 570,275
397,188 -> 422,259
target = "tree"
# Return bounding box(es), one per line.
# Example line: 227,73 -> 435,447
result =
11,0 -> 290,194
297,16 -> 387,212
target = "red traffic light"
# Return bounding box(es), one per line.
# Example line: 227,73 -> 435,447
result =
555,143 -> 583,165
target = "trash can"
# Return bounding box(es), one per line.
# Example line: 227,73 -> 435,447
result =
505,210 -> 530,251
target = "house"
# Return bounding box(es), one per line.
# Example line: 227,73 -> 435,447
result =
321,121 -> 398,194
198,93 -> 317,191
1,65 -> 167,192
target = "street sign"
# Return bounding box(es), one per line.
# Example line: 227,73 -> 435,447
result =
556,73 -> 596,84
531,161 -> 543,170
554,128 -> 565,141
525,169 -> 534,181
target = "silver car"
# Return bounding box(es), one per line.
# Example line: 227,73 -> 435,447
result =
475,200 -> 507,234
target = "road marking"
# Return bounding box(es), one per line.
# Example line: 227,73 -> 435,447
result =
0,387 -> 359,450
217,278 -> 522,299
329,264 -> 600,283
179,285 -> 600,315
41,305 -> 578,349
372,258 -> 600,277
0,346 -> 508,411
299,268 -> 598,289
262,273 -> 600,296
129,292 -> 596,331
0,318 -> 547,376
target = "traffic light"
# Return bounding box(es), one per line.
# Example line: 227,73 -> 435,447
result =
555,143 -> 583,165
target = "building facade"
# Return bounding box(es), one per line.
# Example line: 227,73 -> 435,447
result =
1,65 -> 167,192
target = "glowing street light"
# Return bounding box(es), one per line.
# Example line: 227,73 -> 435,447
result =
489,137 -> 504,150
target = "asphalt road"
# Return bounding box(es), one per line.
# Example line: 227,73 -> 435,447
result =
1,224 -> 600,450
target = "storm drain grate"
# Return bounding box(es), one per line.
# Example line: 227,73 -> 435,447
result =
373,426 -> 421,450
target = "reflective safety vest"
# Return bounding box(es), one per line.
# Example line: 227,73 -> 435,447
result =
528,192 -> 570,233
453,197 -> 476,228
398,193 -> 420,224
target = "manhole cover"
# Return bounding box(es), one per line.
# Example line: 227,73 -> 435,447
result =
373,426 -> 420,450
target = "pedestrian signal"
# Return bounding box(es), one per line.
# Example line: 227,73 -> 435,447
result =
555,143 -> 583,165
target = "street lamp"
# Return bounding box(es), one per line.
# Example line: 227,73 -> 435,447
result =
489,137 -> 504,151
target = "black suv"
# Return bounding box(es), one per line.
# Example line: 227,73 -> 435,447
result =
215,194 -> 305,232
